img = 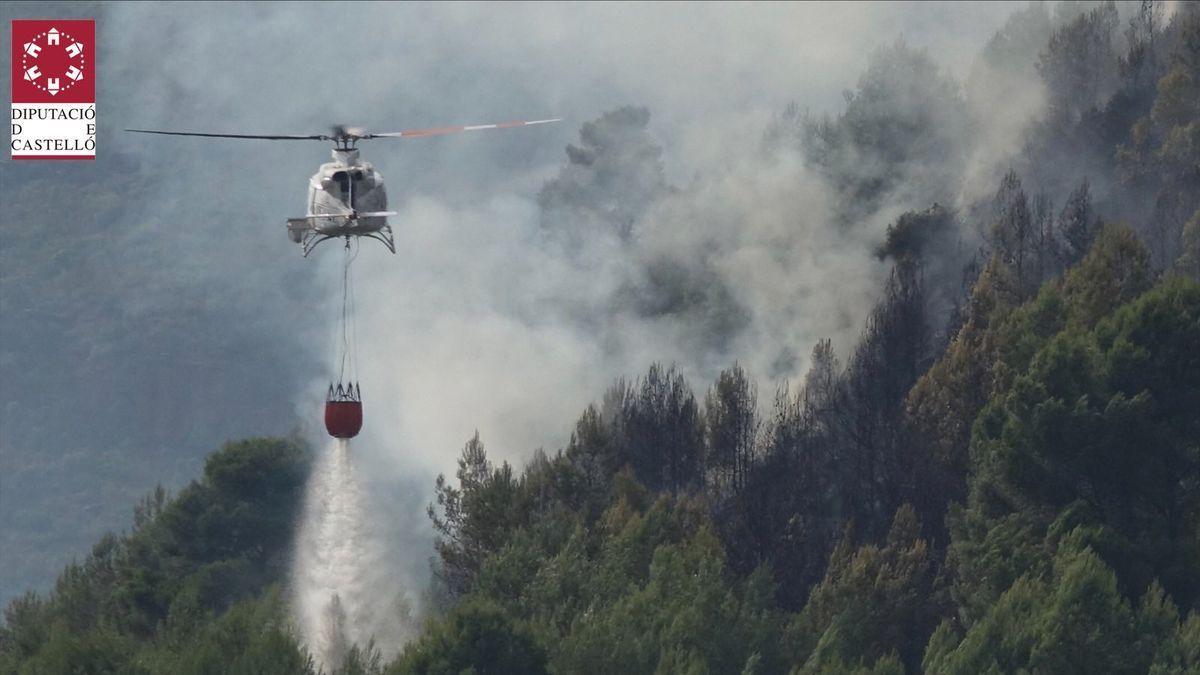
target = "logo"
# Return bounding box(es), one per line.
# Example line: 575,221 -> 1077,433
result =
11,19 -> 96,159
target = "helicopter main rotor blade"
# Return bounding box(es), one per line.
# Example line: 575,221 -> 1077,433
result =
364,118 -> 561,139
126,129 -> 329,141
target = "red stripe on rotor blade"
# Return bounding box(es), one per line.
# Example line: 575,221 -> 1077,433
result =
497,121 -> 525,128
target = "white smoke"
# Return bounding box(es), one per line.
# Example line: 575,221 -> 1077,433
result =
291,439 -> 414,670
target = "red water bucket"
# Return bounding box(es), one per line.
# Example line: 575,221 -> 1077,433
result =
324,400 -> 363,439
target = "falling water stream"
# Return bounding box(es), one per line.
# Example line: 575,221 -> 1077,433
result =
291,439 -> 412,670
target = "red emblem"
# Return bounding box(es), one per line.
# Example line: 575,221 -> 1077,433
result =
11,20 -> 94,104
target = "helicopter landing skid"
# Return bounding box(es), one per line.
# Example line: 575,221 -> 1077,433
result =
300,225 -> 395,257
287,215 -> 396,257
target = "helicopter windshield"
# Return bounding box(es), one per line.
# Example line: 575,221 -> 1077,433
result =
331,171 -> 351,198
328,170 -> 373,209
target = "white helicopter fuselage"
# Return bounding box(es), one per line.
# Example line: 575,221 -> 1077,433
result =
287,148 -> 396,255
308,148 -> 388,230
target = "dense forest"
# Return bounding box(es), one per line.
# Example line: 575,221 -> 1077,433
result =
3,1 -> 1200,673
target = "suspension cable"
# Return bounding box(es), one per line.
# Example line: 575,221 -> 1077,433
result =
338,239 -> 352,385
332,236 -> 363,392
348,237 -> 360,388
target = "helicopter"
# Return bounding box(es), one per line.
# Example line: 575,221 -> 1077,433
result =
127,116 -> 560,439
126,118 -> 560,256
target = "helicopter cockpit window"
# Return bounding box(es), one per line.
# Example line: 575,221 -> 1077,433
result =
331,171 -> 350,196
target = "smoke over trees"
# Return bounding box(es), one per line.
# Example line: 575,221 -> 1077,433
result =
797,40 -> 970,225
411,3 -> 1200,671
539,106 -> 668,245
4,1 -> 1200,673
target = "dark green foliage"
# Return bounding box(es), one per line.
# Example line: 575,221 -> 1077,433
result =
907,221 -> 1152,518
1178,209 -> 1200,279
926,542 -> 1181,674
550,530 -> 783,674
710,263 -> 929,613
950,275 -> 1200,618
787,506 -> 944,674
0,437 -> 311,672
429,433 -> 523,597
836,262 -> 932,539
877,205 -> 957,265
1037,1 -> 1121,125
876,205 -> 971,354
703,363 -> 759,499
906,255 -> 1019,517
1023,1 -> 1124,205
1060,223 -> 1153,326
1058,179 -> 1100,265
150,591 -> 314,675
990,170 -> 1038,295
615,364 -> 706,493
989,222 -> 1152,392
390,600 -> 548,675
929,534 -> 1200,673
1119,5 -> 1200,265
423,421 -> 794,671
439,486 -> 787,674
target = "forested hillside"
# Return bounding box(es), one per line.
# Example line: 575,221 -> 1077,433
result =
0,438 -> 312,673
3,1 -> 1199,673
